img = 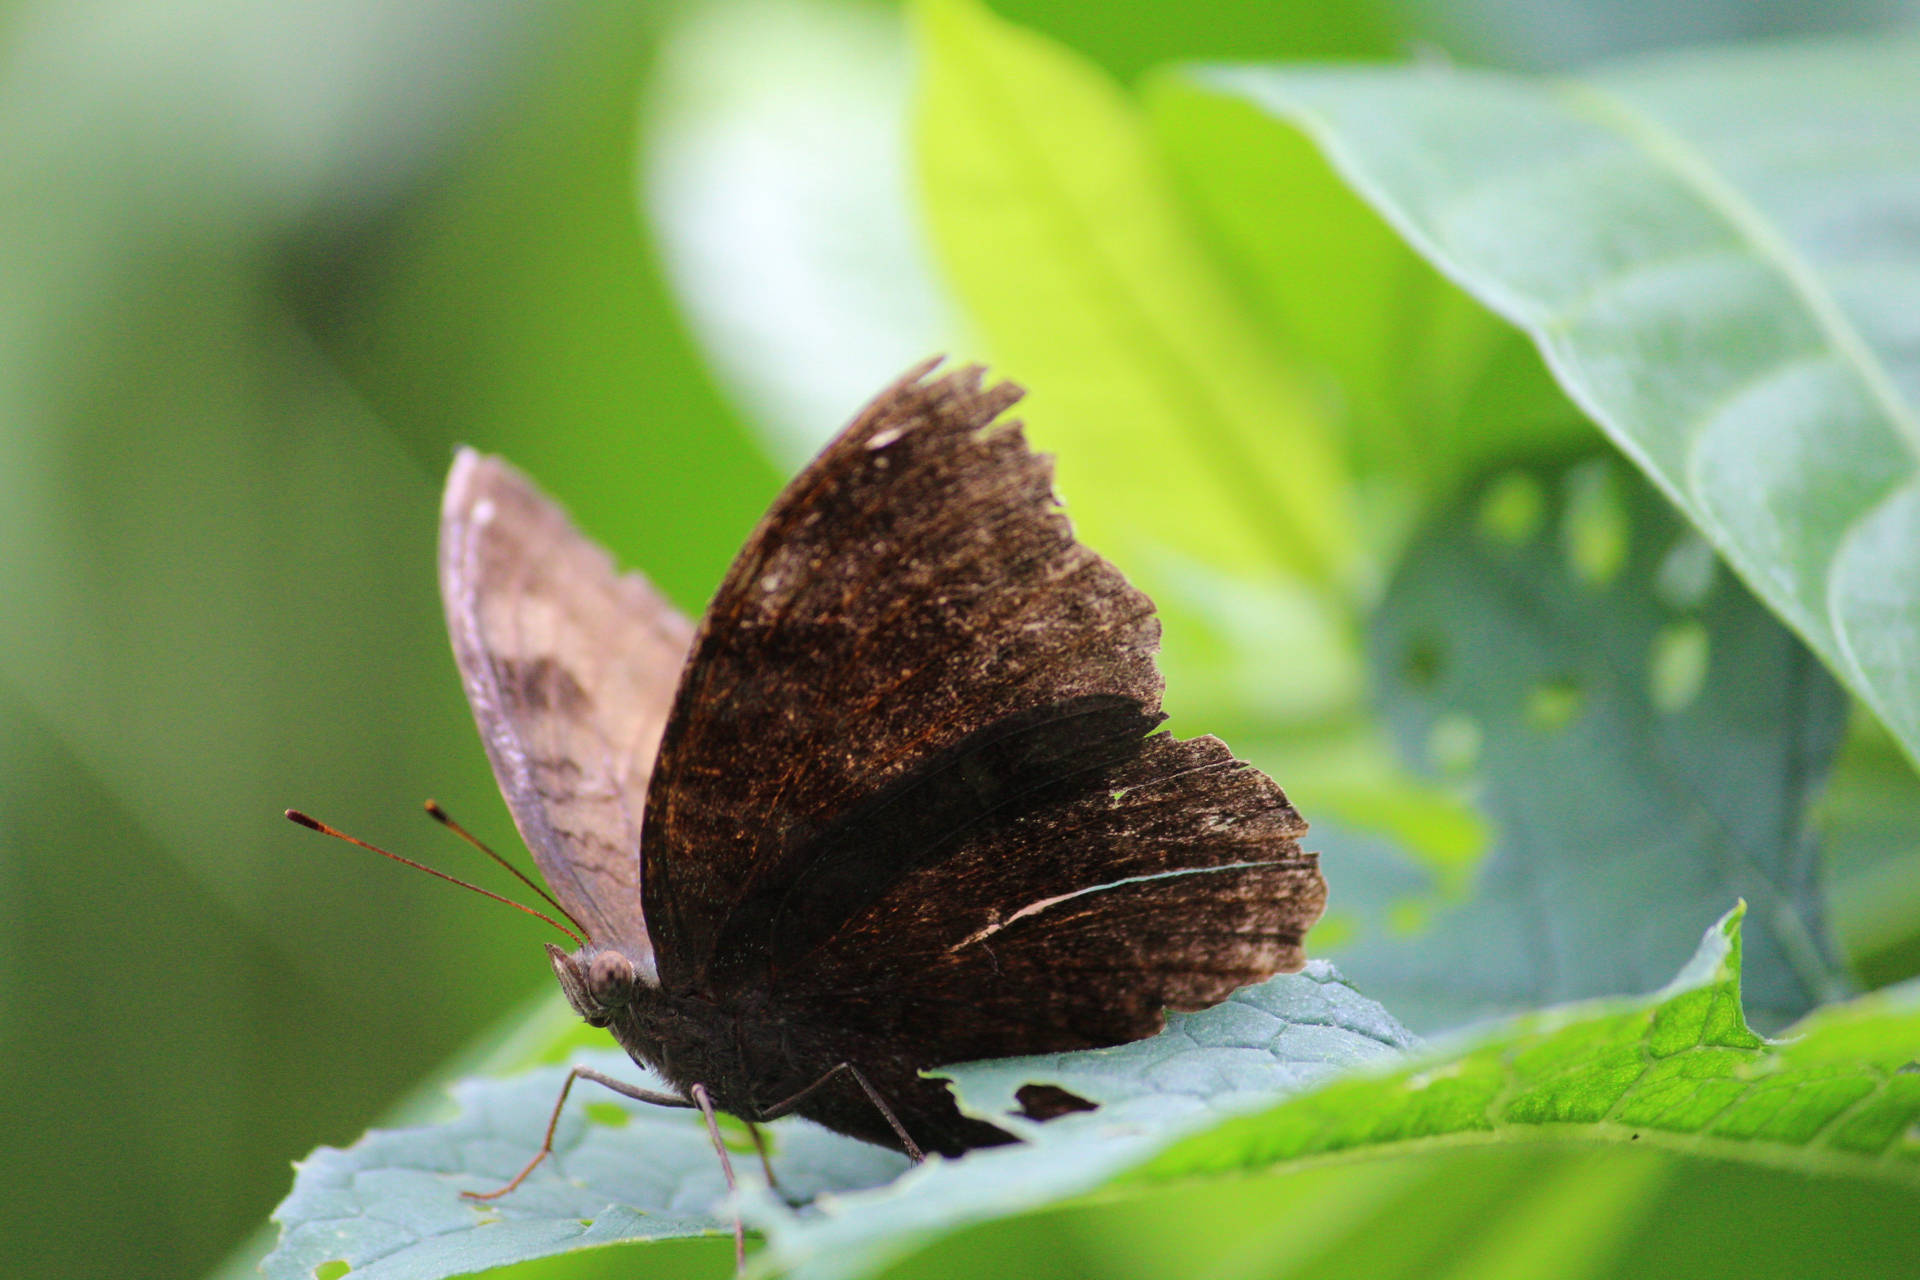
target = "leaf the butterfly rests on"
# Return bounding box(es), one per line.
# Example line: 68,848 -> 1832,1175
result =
439,359 -> 1326,1161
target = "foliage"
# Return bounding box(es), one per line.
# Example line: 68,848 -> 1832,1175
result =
263,964 -> 1412,1278
3,1 -> 1913,1280
246,3 -> 1920,1277
264,909 -> 1920,1278
1345,458 -> 1850,1032
1181,39 -> 1920,774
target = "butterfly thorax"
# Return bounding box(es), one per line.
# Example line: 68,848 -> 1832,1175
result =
547,941 -> 803,1117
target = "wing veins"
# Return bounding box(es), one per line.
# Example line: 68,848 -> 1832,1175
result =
949,858 -> 1290,953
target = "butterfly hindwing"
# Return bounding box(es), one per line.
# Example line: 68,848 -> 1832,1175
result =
772,731 -> 1322,1062
439,449 -> 692,965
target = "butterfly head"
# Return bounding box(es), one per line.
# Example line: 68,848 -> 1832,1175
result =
546,942 -> 652,1028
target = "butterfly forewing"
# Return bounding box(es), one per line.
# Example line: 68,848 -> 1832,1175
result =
638,363 -> 1324,1017
439,449 -> 693,964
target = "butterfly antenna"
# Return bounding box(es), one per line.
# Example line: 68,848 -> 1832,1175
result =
285,809 -> 585,948
422,799 -> 587,937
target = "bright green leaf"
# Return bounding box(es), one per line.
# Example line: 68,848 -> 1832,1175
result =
874,1138 -> 1920,1280
757,906 -> 1920,1279
911,0 -> 1358,591
1131,907 -> 1920,1189
1148,74 -> 1596,514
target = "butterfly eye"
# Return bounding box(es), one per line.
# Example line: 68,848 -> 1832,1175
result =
587,950 -> 638,1010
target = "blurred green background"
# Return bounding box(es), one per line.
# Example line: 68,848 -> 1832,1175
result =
3,3 -> 1917,1279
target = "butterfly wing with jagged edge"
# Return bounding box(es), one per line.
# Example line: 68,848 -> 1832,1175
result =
638,363 -> 1325,1073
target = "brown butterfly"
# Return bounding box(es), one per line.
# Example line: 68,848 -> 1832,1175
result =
429,359 -> 1322,1221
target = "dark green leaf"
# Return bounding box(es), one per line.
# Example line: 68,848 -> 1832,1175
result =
1336,459 -> 1849,1031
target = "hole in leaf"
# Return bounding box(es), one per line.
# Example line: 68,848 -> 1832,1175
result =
314,1263 -> 350,1280
1898,1061 -> 1920,1075
1650,621 -> 1710,713
1016,1083 -> 1096,1121
1477,471 -> 1545,546
1655,533 -> 1716,609
584,1101 -> 629,1127
1426,714 -> 1481,774
1561,461 -> 1628,587
1403,635 -> 1444,689
1525,677 -> 1585,732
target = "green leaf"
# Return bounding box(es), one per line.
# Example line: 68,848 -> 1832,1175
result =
1148,74 -> 1597,513
857,1143 -> 1919,1280
1176,35 -> 1920,770
1334,458 -> 1850,1032
1395,0 -> 1919,71
1131,906 -> 1920,1189
753,965 -> 1416,1280
755,906 -> 1920,1279
911,0 -> 1358,591
262,967 -> 1413,1280
1819,712 -> 1920,987
260,1053 -> 908,1280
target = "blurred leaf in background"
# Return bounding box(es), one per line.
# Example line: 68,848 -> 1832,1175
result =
1349,459 -> 1850,1031
0,4 -> 550,1275
0,3 -> 773,1278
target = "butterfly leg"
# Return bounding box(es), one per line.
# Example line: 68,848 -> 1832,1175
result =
689,1082 -> 748,1273
743,1119 -> 784,1197
463,1066 -> 692,1201
756,1063 -> 926,1163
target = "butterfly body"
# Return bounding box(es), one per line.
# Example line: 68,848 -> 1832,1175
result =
441,361 -> 1326,1160
547,942 -> 1009,1153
